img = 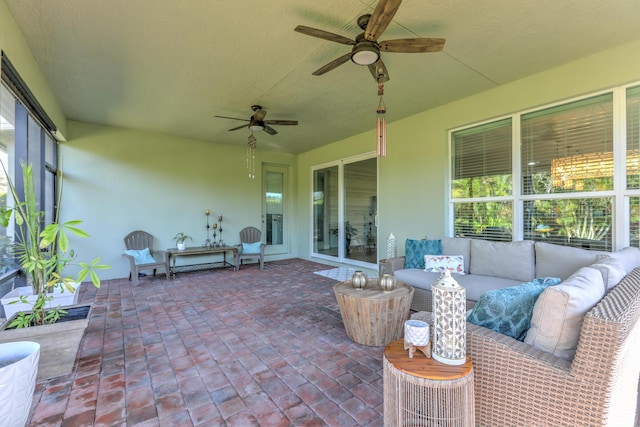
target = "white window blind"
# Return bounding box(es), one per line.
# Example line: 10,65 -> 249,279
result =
521,93 -> 613,195
627,85 -> 640,189
451,118 -> 512,199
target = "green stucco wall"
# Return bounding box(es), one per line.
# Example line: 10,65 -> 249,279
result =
60,121 -> 297,279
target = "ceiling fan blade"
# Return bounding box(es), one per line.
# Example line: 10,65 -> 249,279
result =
312,53 -> 352,76
265,120 -> 298,126
228,123 -> 250,131
294,25 -> 355,46
263,125 -> 278,135
380,38 -> 445,53
364,0 -> 403,41
368,60 -> 390,82
214,115 -> 249,122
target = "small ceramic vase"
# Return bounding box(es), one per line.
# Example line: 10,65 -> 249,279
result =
351,270 -> 368,290
378,274 -> 397,292
404,319 -> 430,346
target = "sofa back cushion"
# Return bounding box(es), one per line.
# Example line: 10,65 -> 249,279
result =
607,246 -> 640,275
589,257 -> 626,291
535,242 -> 606,280
470,239 -> 535,282
525,266 -> 605,360
440,237 -> 472,274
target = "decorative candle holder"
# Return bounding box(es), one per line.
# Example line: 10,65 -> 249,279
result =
386,233 -> 397,259
403,319 -> 431,359
218,214 -> 224,246
378,274 -> 397,292
212,223 -> 218,247
431,270 -> 467,365
203,210 -> 214,248
350,270 -> 368,290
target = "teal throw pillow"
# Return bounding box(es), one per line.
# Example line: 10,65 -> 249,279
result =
124,248 -> 156,265
404,239 -> 442,269
467,277 -> 562,341
242,242 -> 262,254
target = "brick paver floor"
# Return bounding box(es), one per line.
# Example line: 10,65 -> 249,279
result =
27,258 -> 385,426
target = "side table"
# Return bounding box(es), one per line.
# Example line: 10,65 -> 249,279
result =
334,280 -> 414,346
383,339 -> 475,427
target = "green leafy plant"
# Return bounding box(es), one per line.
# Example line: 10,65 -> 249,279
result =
0,161 -> 109,328
331,221 -> 358,238
173,232 -> 192,244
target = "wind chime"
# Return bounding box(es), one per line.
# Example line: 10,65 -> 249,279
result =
247,131 -> 257,179
376,74 -> 387,157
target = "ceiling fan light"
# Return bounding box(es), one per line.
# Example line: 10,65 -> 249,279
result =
249,121 -> 265,131
351,43 -> 380,65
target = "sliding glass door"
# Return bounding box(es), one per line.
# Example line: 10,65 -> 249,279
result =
312,155 -> 377,268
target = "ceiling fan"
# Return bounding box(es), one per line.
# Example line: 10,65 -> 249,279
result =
214,105 -> 298,135
294,0 -> 445,82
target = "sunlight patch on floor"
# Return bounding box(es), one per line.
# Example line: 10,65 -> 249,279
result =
314,267 -> 378,281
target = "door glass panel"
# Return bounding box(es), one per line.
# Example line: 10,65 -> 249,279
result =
313,166 -> 338,256
265,171 -> 283,245
344,158 -> 377,262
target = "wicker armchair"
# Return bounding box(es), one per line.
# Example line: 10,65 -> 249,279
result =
123,230 -> 170,285
431,267 -> 640,426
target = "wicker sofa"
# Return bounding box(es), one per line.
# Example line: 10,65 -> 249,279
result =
380,237 -> 610,312
413,266 -> 640,426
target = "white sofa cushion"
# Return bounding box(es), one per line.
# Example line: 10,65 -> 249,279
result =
393,269 -> 521,301
470,239 -> 535,282
607,246 -> 640,275
589,257 -> 627,291
439,237 -> 472,274
535,242 -> 606,280
459,274 -> 525,302
525,266 -> 605,360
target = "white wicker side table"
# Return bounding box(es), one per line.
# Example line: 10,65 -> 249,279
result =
383,339 -> 475,427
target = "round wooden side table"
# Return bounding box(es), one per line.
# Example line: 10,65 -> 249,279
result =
383,339 -> 475,427
333,280 -> 414,346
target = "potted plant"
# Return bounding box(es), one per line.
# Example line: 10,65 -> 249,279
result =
331,221 -> 358,253
0,341 -> 40,427
173,232 -> 192,251
0,161 -> 109,380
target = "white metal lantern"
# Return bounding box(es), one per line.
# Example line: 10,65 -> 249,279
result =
386,233 -> 397,259
431,270 -> 467,365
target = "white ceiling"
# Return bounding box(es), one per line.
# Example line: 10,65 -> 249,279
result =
5,0 -> 640,153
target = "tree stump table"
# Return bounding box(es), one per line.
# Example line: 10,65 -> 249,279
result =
333,279 -> 414,346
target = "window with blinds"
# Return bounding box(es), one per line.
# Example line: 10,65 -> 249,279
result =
451,118 -> 512,198
627,85 -> 640,189
448,84 -> 640,250
451,119 -> 513,240
521,93 -> 613,194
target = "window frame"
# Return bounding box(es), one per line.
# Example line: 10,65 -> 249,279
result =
0,53 -> 59,289
448,82 -> 640,250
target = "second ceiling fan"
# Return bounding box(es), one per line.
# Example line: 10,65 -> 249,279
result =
214,105 -> 298,135
294,0 -> 445,82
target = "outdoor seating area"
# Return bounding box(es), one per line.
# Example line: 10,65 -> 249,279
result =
1,2 -> 640,425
